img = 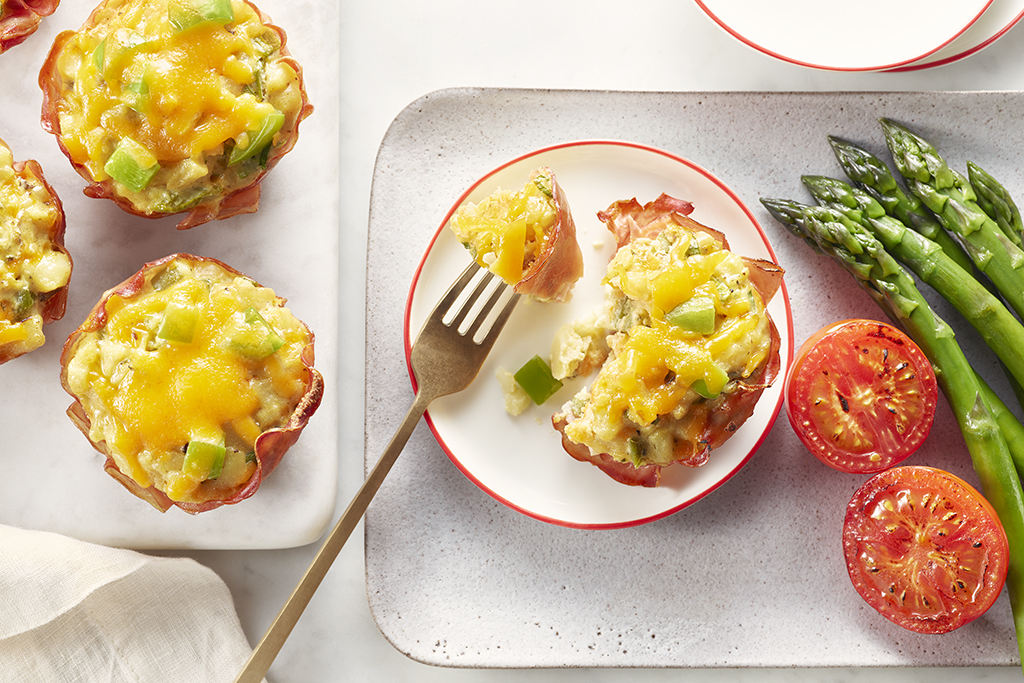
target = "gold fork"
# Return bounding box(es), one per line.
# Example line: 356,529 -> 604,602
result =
234,261 -> 520,683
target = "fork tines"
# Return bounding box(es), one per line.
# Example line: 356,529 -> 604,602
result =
441,262 -> 519,343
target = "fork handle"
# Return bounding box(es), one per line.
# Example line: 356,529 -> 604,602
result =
233,391 -> 432,683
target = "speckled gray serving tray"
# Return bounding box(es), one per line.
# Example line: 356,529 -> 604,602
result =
364,89 -> 1021,668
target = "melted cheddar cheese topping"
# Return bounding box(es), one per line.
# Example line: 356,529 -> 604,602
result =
64,258 -> 311,504
561,223 -> 772,468
0,143 -> 71,358
449,169 -> 558,285
51,0 -> 305,214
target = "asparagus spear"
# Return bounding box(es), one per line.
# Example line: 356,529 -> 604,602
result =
801,174 -> 1024,391
810,157 -> 1024,410
828,135 -> 974,273
762,197 -> 1024,664
880,119 -> 1024,321
981,375 -> 1024,474
968,160 -> 1024,247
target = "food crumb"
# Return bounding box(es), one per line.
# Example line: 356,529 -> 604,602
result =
549,312 -> 607,381
496,367 -> 530,416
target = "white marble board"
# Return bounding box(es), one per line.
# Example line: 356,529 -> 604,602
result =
0,0 -> 339,550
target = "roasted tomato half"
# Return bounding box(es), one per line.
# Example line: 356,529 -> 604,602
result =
843,466 -> 1009,634
0,0 -> 59,53
60,254 -> 323,513
39,0 -> 312,229
786,319 -> 937,474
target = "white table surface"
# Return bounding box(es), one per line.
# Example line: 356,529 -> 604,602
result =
166,1 -> 1024,681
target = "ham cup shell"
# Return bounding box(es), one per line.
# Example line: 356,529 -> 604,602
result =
0,0 -> 59,53
60,254 -> 323,513
516,168 -> 584,302
552,194 -> 784,487
0,136 -> 72,365
38,0 -> 313,229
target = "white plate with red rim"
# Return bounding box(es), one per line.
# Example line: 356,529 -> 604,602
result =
695,0 -> 993,72
886,0 -> 1024,71
403,140 -> 794,529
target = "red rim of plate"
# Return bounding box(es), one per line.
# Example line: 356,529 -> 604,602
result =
402,139 -> 794,530
694,0 -> 994,72
885,5 -> 1024,72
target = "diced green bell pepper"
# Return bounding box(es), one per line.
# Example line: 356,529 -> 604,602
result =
156,302 -> 198,344
12,289 -> 34,320
102,31 -> 155,76
244,67 -> 266,100
532,170 -> 554,198
513,355 -> 563,405
124,76 -> 149,97
92,38 -> 106,72
184,432 -> 226,480
124,69 -> 150,113
691,363 -> 729,399
168,0 -> 234,32
666,295 -> 716,335
627,437 -> 645,467
151,265 -> 182,291
227,306 -> 285,360
228,109 -> 284,166
104,137 -> 159,192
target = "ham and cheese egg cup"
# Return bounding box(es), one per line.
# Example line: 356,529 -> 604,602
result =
60,254 -> 323,513
552,195 -> 784,488
0,136 -> 72,365
448,167 -> 584,303
0,0 -> 59,53
39,0 -> 312,229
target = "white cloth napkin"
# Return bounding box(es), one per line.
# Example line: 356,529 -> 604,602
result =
0,524 -> 263,683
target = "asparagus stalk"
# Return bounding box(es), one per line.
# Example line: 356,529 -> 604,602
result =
828,135 -> 974,273
880,119 -> 1024,321
980,375 -> 1024,475
801,174 -> 1024,392
810,157 -> 1024,410
968,160 -> 1024,247
762,197 -> 1024,665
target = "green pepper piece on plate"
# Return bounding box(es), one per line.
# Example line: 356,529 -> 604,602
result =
514,355 -> 563,405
